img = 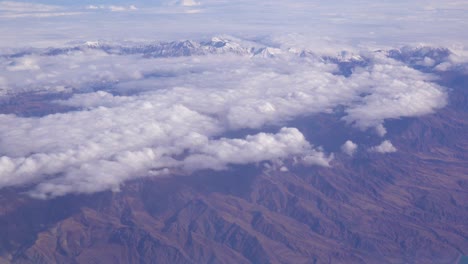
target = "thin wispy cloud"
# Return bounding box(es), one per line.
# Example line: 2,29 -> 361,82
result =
1,0 -> 468,48
0,1 -> 81,18
0,1 -> 59,12
86,5 -> 138,12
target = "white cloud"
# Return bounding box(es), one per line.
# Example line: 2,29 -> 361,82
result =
183,127 -> 327,171
301,152 -> 334,167
0,121 -> 322,199
179,0 -> 200,7
343,53 -> 447,133
86,5 -> 99,10
0,1 -> 59,12
0,1 -> 81,18
375,124 -> 387,137
369,140 -> 397,153
0,80 -> 332,198
6,57 -> 40,71
109,5 -> 129,12
86,5 -> 138,12
341,140 -> 358,156
1,0 -> 468,48
0,11 -> 82,18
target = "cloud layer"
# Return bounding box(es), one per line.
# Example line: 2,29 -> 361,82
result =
0,38 -> 448,198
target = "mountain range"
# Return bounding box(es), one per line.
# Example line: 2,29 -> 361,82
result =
0,38 -> 467,263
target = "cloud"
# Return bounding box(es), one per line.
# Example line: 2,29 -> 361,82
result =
0,83 -> 331,198
6,57 -> 40,71
183,127 -> 330,171
86,5 -> 138,12
0,76 -> 7,93
301,152 -> 334,167
342,53 -> 447,131
177,0 -> 200,7
1,0 -> 468,48
0,121 -> 322,199
0,1 -> 81,18
369,140 -> 397,153
0,38 -> 449,198
0,11 -> 82,18
341,140 -> 358,156
374,124 -> 387,137
0,1 -> 59,12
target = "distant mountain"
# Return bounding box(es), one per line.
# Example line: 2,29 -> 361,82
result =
3,38 -> 457,79
1,38 -> 458,86
386,46 -> 451,71
3,37 -> 449,64
2,37 -> 255,58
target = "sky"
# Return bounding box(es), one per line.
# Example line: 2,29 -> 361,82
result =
1,0 -> 468,48
0,1 -> 466,198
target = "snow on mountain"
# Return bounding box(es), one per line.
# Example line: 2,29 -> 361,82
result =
1,37 -> 453,69
0,37 -> 458,84
253,47 -> 283,58
385,46 -> 452,71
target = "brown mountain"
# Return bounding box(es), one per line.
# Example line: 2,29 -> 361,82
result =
0,72 -> 467,264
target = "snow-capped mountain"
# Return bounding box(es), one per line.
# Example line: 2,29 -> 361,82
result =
2,37 -> 453,72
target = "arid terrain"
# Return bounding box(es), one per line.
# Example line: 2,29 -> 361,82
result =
0,70 -> 466,264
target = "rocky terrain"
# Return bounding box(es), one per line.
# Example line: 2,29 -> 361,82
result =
0,66 -> 466,263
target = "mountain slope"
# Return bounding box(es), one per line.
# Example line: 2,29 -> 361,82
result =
1,71 -> 467,263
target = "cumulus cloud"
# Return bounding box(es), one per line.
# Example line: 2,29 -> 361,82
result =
0,38 -> 448,198
301,152 -> 334,167
183,127 -> 330,171
0,116 -> 321,198
375,124 -> 387,137
341,140 -> 358,156
342,53 -> 447,131
369,140 -> 397,153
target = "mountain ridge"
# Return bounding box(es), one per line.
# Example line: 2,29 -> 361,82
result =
0,70 -> 466,263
